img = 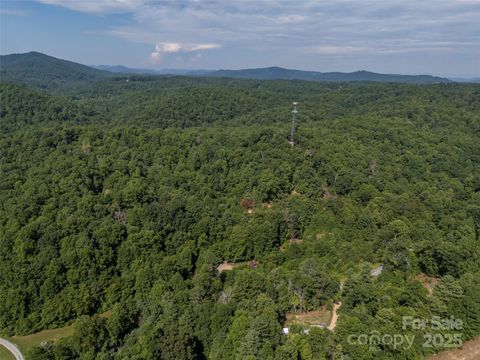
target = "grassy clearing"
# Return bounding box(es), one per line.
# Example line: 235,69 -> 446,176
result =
6,310 -> 112,354
0,344 -> 16,360
285,308 -> 332,328
8,325 -> 74,353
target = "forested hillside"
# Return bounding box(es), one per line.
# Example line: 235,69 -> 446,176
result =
0,52 -> 112,92
0,77 -> 479,360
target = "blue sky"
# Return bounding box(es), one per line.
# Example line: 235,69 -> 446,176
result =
1,0 -> 479,77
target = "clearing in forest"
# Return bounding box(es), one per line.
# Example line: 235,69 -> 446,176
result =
216,262 -> 239,273
7,311 -> 112,354
8,326 -> 74,354
416,273 -> 439,295
370,264 -> 384,277
285,308 -> 332,328
428,336 -> 480,360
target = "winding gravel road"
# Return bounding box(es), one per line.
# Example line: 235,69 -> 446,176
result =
0,338 -> 24,360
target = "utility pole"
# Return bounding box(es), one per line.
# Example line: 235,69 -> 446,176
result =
289,102 -> 298,146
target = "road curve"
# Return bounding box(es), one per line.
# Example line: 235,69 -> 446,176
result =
0,337 -> 24,360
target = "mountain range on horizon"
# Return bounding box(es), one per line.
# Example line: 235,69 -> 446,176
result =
2,52 -> 479,92
92,63 -> 466,84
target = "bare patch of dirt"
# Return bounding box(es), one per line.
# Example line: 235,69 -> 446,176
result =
240,198 -> 254,214
216,261 -> 254,273
289,238 -> 303,244
327,302 -> 342,331
285,308 -> 331,328
370,264 -> 384,277
216,262 -> 239,273
428,336 -> 480,360
416,273 -> 439,295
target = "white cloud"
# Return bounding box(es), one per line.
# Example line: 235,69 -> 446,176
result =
150,42 -> 220,62
155,43 -> 182,54
30,0 -> 480,73
306,41 -> 461,56
36,0 -> 143,13
308,45 -> 371,55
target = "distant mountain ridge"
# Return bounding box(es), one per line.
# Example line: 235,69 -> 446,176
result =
450,77 -> 480,83
206,66 -> 452,84
0,51 -> 113,91
91,64 -> 159,74
93,64 -> 451,84
1,52 -> 456,91
91,64 -> 210,76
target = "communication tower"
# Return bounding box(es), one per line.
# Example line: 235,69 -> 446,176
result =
289,102 -> 298,146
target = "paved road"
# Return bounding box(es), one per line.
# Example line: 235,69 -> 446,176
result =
0,338 -> 24,360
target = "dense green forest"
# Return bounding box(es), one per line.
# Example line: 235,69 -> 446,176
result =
1,74 -> 480,360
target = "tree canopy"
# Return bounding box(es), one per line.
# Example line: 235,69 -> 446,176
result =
0,76 -> 479,359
